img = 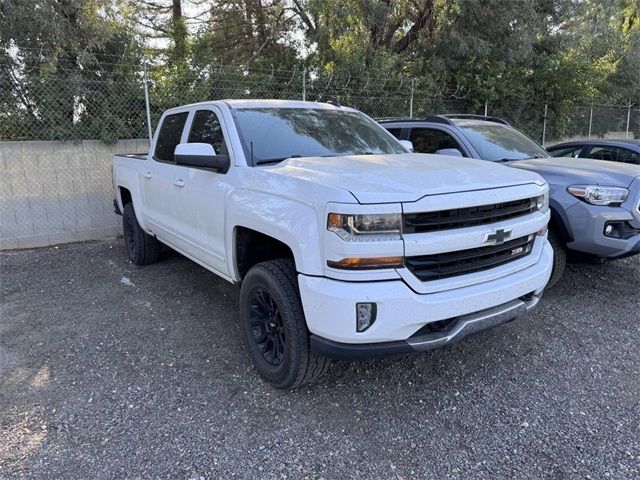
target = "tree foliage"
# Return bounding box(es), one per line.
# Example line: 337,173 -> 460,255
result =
0,0 -> 638,141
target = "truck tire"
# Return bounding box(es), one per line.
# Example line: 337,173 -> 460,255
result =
546,228 -> 566,288
122,203 -> 161,265
240,259 -> 330,389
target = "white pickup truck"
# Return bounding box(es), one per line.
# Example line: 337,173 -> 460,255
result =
112,100 -> 553,389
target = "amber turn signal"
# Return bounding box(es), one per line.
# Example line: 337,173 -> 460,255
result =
327,256 -> 403,270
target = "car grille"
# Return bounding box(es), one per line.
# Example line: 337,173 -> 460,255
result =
405,235 -> 535,282
403,197 -> 538,234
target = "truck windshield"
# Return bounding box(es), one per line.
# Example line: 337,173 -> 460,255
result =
231,107 -> 406,165
457,123 -> 550,161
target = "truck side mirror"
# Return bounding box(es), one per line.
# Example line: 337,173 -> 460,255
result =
174,143 -> 230,173
435,148 -> 463,157
399,140 -> 414,152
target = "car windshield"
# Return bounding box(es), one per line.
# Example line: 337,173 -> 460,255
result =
457,123 -> 550,161
231,107 -> 406,165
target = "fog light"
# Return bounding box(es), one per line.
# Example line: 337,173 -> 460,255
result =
356,302 -> 377,332
603,221 -> 639,239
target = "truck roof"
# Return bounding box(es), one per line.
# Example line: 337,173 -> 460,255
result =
164,99 -> 354,113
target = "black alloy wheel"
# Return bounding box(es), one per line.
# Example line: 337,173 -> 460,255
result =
249,288 -> 286,366
239,259 -> 330,389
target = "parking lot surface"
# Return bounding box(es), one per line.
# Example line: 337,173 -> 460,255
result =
1,240 -> 639,479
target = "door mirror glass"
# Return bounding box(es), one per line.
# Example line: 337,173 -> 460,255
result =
174,143 -> 230,173
435,148 -> 463,157
399,140 -> 414,152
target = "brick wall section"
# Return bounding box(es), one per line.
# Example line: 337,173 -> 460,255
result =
0,140 -> 149,250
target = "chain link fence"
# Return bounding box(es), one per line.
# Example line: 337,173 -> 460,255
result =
1,62 -> 638,250
3,65 -> 637,145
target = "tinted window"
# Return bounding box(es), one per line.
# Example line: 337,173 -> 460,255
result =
386,128 -> 402,139
155,112 -> 188,162
457,124 -> 549,161
548,146 -> 582,158
618,148 -> 640,164
188,110 -> 227,155
586,146 -> 633,163
231,108 -> 405,165
409,128 -> 462,154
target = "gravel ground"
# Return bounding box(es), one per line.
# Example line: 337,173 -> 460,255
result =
1,240 -> 639,479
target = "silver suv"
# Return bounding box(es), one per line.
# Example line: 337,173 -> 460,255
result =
379,115 -> 640,287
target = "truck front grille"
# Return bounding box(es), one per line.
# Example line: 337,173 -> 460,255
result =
405,235 -> 535,282
403,197 -> 538,234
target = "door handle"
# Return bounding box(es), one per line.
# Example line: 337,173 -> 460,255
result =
143,172 -> 152,179
174,179 -> 185,187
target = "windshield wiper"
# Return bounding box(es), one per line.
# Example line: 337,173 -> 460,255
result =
255,158 -> 286,165
496,156 -> 542,163
254,154 -> 303,166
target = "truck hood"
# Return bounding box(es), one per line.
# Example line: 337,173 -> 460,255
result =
266,153 -> 544,203
509,157 -> 640,188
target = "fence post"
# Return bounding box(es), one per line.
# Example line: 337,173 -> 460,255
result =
626,100 -> 632,139
588,106 -> 593,139
409,79 -> 415,118
484,101 -> 488,117
143,60 -> 153,143
302,67 -> 306,101
541,104 -> 548,146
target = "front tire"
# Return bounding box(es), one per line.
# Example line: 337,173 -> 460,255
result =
546,228 -> 567,288
122,203 -> 161,266
240,259 -> 330,389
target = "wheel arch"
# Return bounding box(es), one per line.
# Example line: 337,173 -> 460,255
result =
549,205 -> 573,243
233,226 -> 297,281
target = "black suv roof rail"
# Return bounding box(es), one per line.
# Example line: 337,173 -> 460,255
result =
440,114 -> 510,126
376,116 -> 455,126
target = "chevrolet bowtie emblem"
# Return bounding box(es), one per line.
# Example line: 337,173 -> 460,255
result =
485,228 -> 512,245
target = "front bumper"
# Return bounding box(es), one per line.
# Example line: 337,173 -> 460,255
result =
299,239 -> 553,350
311,293 -> 540,360
564,201 -> 640,258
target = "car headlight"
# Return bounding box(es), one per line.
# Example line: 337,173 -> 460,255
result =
327,213 -> 401,241
567,185 -> 629,206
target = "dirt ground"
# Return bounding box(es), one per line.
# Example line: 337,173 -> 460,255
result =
1,240 -> 639,479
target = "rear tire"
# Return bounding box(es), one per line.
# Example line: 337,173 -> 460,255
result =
546,228 -> 566,288
122,203 -> 161,265
240,259 -> 330,389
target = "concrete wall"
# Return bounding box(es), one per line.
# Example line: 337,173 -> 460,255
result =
0,140 -> 148,250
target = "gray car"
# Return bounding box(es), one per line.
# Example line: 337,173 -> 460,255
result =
379,115 -> 640,287
547,139 -> 640,165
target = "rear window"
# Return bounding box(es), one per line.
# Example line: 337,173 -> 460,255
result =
155,112 -> 188,162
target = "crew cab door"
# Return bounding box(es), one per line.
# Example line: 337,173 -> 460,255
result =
141,111 -> 189,241
169,108 -> 231,275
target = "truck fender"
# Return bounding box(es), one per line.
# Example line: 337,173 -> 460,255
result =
226,188 -> 325,279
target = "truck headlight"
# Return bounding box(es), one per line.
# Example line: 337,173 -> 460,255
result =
567,185 -> 629,206
327,213 -> 401,241
534,192 -> 549,212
